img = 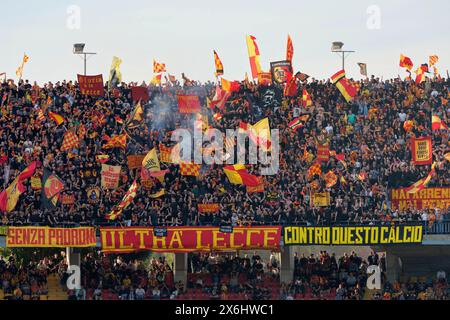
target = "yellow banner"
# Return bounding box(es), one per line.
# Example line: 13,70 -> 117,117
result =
6,227 -> 97,248
310,192 -> 331,207
284,225 -> 423,246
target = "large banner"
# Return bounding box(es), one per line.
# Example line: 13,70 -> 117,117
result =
198,204 -> 220,213
177,95 -> 201,114
127,155 -> 146,170
391,187 -> 450,211
6,227 -> 97,248
317,144 -> 330,163
101,164 -> 121,189
270,60 -> 293,84
100,226 -> 281,253
411,136 -> 432,165
77,74 -> 104,97
283,225 -> 423,246
131,86 -> 150,103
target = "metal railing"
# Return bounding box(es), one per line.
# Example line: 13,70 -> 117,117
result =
423,221 -> 450,235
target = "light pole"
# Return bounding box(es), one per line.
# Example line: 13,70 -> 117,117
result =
331,42 -> 355,71
73,43 -> 97,75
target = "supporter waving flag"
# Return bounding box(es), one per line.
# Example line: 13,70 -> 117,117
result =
0,161 -> 37,213
432,115 -> 448,131
153,59 -> 166,73
48,111 -> 65,126
405,162 -> 437,194
213,50 -> 224,76
302,89 -> 312,107
60,130 -> 80,152
41,169 -> 64,208
331,70 -> 359,103
106,180 -> 139,221
400,54 -> 414,70
102,134 -> 127,149
223,164 -> 260,187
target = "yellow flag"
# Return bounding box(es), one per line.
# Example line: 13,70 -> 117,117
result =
5,177 -> 22,212
444,153 -> 450,162
252,118 -> 271,151
142,148 -> 160,172
150,189 -> 166,198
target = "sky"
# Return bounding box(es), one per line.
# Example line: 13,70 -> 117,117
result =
1,0 -> 449,84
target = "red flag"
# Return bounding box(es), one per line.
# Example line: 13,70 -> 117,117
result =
178,95 -> 201,114
286,34 -> 294,62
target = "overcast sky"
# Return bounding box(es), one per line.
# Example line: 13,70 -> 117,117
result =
1,0 -> 449,84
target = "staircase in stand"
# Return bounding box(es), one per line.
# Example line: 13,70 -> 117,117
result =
47,274 -> 68,301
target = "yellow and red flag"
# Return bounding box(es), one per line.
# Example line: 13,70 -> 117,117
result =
400,54 -> 414,70
0,161 -> 37,213
223,164 -> 260,187
286,34 -> 294,63
288,115 -> 309,132
403,120 -> 414,132
429,55 -> 439,67
16,53 -> 29,78
106,180 -> 139,221
48,111 -> 65,126
432,115 -> 448,131
96,154 -> 110,164
331,70 -> 358,103
153,59 -> 166,73
60,131 -> 80,152
308,163 -> 322,179
178,95 -> 201,114
324,171 -> 338,188
159,143 -> 180,164
180,163 -> 201,177
151,74 -> 162,85
444,153 -> 450,162
221,78 -> 240,93
405,162 -> 437,194
102,134 -> 127,149
302,89 -> 312,107
246,35 -> 262,79
213,50 -> 224,76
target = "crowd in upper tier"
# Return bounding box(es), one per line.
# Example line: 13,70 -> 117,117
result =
0,75 -> 449,227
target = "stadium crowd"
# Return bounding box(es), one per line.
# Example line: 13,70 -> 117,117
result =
1,250 -> 448,300
0,75 -> 449,227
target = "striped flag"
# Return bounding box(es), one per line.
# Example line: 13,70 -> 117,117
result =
36,109 -> 45,122
246,35 -> 262,79
95,154 -> 110,164
221,78 -> 240,93
405,162 -> 437,194
213,50 -> 224,76
106,180 -> 139,221
432,115 -> 448,131
223,164 -> 260,187
331,70 -> 359,103
288,115 -> 310,132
